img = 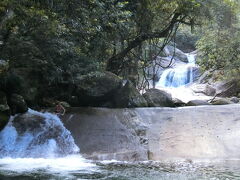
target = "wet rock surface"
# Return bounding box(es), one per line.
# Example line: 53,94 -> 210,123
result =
9,94 -> 28,115
113,81 -> 148,108
63,105 -> 240,161
186,100 -> 211,106
143,89 -> 175,107
0,110 -> 79,158
210,98 -> 233,105
62,108 -> 148,161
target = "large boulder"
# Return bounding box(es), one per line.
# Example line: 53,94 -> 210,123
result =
74,71 -> 122,106
191,84 -> 216,96
113,81 -> 148,108
143,89 -> 175,107
12,112 -> 46,134
230,97 -> 239,103
186,100 -> 211,106
214,80 -> 240,97
210,98 -> 233,105
9,94 -> 28,115
172,98 -> 186,107
0,91 -> 10,130
164,45 -> 188,63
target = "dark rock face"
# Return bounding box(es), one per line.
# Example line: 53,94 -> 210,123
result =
172,98 -> 186,107
186,100 -> 211,106
113,81 -> 148,108
0,91 -> 10,131
204,84 -> 217,96
9,94 -> 28,115
74,71 -> 122,106
0,60 -> 9,75
143,89 -> 175,107
62,108 -> 148,161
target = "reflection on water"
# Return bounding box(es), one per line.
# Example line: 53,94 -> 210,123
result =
1,159 -> 240,180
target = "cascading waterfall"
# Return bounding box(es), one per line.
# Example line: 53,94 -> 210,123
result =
0,109 -> 79,158
0,109 -> 96,175
157,54 -> 197,88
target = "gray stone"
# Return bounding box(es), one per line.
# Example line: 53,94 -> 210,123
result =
211,98 -> 233,105
172,98 -> 186,107
214,79 -> 240,97
186,100 -> 211,106
143,89 -> 175,107
63,105 -> 240,161
74,71 -> 122,106
164,45 -> 188,63
113,81 -> 148,108
62,108 -> 148,161
230,97 -> 239,103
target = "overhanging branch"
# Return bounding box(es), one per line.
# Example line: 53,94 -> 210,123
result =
106,13 -> 184,74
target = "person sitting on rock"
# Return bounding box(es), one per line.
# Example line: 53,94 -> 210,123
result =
55,101 -> 65,116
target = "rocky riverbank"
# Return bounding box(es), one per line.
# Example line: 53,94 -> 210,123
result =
60,105 -> 240,161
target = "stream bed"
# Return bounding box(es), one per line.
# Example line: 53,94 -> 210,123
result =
0,157 -> 240,180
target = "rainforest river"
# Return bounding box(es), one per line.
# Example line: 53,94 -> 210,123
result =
0,157 -> 240,180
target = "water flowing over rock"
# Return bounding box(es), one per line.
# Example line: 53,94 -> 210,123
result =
157,54 -> 198,88
73,71 -> 122,107
0,109 -> 79,158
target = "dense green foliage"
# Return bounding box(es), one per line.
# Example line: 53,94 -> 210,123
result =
0,0 -> 239,89
0,1 -> 213,81
196,0 -> 240,78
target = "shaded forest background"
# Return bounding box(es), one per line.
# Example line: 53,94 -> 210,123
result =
0,0 -> 239,109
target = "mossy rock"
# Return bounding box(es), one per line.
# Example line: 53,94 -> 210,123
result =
113,81 -> 148,108
0,112 -> 10,131
143,89 -> 175,107
74,71 -> 122,106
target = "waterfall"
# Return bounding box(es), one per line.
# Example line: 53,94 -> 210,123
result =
157,54 -> 197,88
0,109 -> 79,158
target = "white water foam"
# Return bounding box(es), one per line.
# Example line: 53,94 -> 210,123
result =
0,155 -> 96,173
157,54 -> 197,88
0,109 -> 97,174
0,109 -> 79,158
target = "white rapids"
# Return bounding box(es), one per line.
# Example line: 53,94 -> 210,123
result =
156,53 -> 212,103
0,109 -> 96,174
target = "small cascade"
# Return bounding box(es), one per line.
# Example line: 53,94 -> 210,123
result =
157,54 -> 198,88
0,109 -> 79,158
